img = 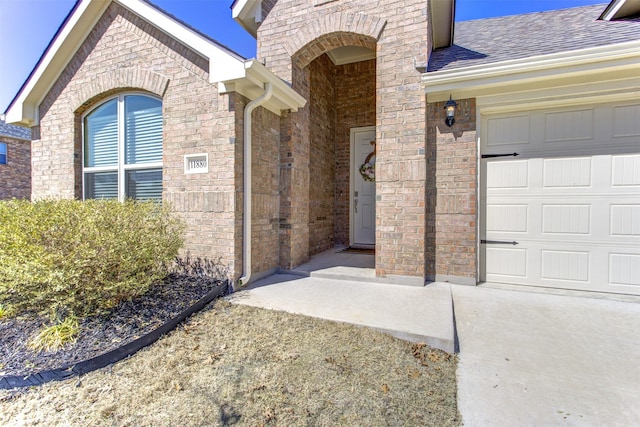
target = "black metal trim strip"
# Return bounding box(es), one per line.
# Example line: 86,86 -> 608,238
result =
481,240 -> 519,245
0,282 -> 228,390
481,153 -> 519,159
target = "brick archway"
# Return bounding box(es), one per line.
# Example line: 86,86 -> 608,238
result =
71,68 -> 169,113
286,11 -> 385,68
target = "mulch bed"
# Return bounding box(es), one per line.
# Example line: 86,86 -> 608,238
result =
0,274 -> 224,378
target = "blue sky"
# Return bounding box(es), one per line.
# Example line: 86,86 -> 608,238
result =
0,0 -> 608,114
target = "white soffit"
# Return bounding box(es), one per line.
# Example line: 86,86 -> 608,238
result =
6,0 -> 246,126
600,0 -> 640,20
430,0 -> 455,49
217,60 -> 307,116
422,40 -> 640,104
232,0 -> 261,37
326,46 -> 376,66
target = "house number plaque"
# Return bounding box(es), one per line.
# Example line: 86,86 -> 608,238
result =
184,153 -> 209,174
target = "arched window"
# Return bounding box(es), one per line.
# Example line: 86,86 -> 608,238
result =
83,94 -> 162,201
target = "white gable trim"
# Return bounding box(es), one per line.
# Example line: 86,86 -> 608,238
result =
599,0 -> 640,20
6,0 -> 245,126
232,0 -> 262,37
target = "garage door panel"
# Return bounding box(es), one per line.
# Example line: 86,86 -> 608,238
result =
543,157 -> 591,187
610,205 -> 640,236
487,205 -> 528,232
542,205 -> 591,234
613,104 -> 640,138
612,154 -> 640,186
487,115 -> 530,146
609,254 -> 640,287
483,101 -> 640,295
544,109 -> 594,142
541,250 -> 590,282
486,248 -> 527,277
487,160 -> 529,188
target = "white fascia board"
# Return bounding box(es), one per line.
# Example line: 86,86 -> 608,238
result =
117,0 -> 246,84
600,0 -> 627,20
6,0 -> 247,126
423,40 -> 640,100
5,0 -> 109,126
232,0 -> 260,37
429,0 -> 454,49
216,59 -> 307,115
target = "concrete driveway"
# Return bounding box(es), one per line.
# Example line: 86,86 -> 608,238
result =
453,284 -> 640,426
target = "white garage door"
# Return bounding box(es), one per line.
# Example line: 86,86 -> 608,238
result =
481,102 -> 640,295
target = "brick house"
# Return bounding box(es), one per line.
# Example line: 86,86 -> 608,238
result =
5,0 -> 640,294
0,118 -> 31,199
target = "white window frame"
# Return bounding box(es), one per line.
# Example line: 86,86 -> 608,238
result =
82,93 -> 163,201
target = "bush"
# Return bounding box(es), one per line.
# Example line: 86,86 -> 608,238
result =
0,199 -> 185,319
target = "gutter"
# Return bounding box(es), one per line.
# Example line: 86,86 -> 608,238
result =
238,82 -> 273,287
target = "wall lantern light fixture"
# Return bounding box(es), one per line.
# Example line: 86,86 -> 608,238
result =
444,95 -> 457,127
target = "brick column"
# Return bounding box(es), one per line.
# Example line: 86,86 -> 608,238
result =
279,65 -> 311,269
374,2 -> 429,279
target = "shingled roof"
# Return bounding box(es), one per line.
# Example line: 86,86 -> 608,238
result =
428,4 -> 640,72
0,119 -> 31,141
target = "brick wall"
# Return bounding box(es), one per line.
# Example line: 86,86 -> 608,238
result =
34,2 -> 241,277
278,64 -> 311,270
426,98 -> 478,284
308,54 -> 336,255
256,0 -> 430,277
0,136 -> 31,199
249,103 -> 282,275
335,59 -> 376,245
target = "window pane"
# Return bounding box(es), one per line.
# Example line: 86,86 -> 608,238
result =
85,171 -> 118,199
0,143 -> 6,165
125,95 -> 162,165
126,169 -> 162,201
84,100 -> 118,167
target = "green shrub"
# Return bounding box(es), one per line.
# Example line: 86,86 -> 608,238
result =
0,199 -> 184,319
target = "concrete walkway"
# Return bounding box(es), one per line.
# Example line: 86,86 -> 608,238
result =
228,251 -> 640,425
229,274 -> 455,352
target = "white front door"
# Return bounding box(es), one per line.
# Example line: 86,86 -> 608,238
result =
351,126 -> 376,246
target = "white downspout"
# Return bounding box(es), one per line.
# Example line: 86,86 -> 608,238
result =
238,82 -> 273,287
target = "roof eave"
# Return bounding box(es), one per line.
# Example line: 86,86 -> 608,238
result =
217,59 -> 307,115
5,0 -> 105,126
599,0 -> 640,20
6,0 -> 246,126
430,0 -> 455,49
422,40 -> 640,101
231,0 -> 260,38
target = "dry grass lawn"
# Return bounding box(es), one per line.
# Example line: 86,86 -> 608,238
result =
1,300 -> 459,426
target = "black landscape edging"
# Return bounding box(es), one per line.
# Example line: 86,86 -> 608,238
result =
0,281 -> 228,390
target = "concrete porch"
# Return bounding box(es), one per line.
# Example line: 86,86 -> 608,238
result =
230,246 -> 455,352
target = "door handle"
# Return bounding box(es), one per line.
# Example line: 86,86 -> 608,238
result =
354,198 -> 358,213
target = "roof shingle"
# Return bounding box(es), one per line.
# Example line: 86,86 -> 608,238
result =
428,4 -> 640,72
0,119 -> 31,140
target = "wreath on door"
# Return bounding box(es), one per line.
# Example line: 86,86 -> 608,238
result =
358,140 -> 376,182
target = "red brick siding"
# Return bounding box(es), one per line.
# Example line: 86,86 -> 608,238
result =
0,137 -> 31,200
34,3 -> 240,277
335,59 -> 376,245
257,0 -> 430,277
308,54 -> 336,255
278,64 -> 311,270
426,98 -> 478,283
249,103 -> 282,275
